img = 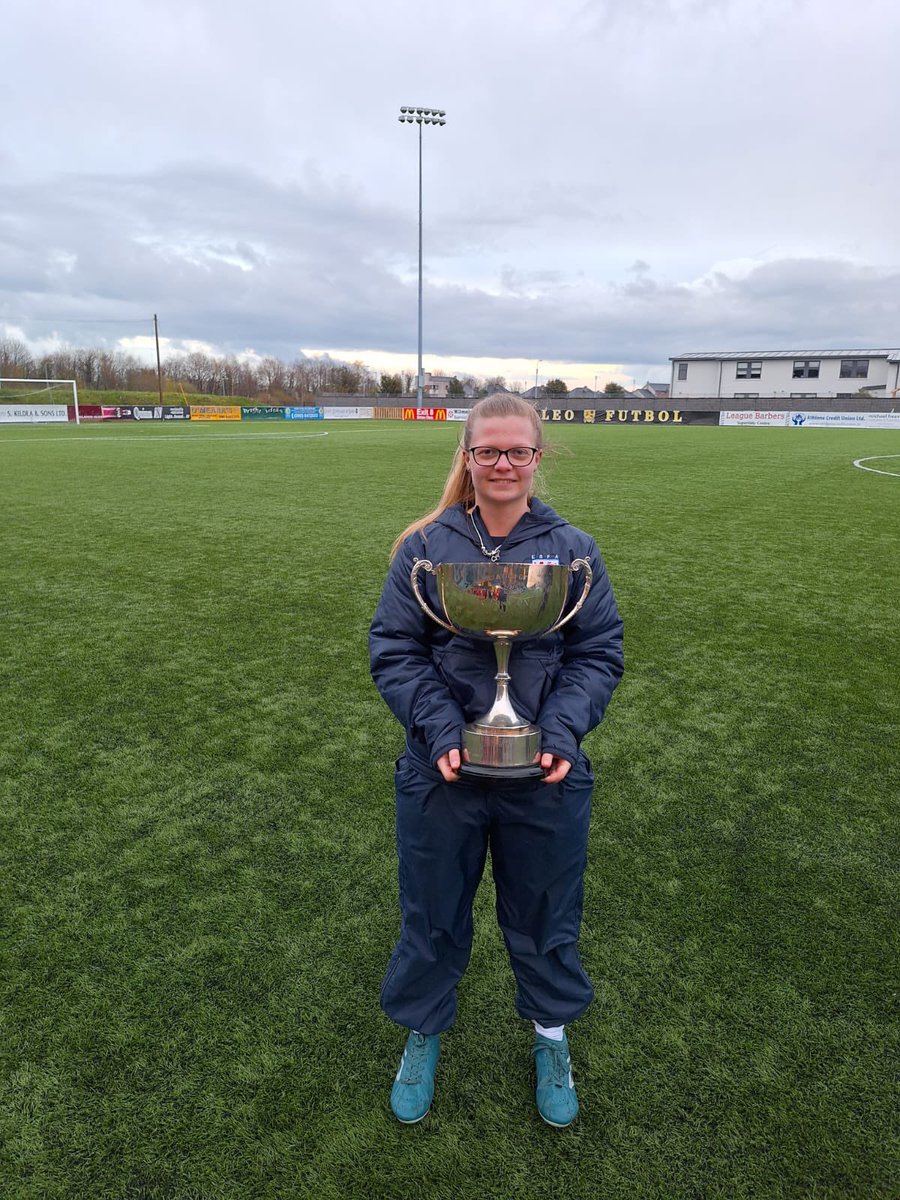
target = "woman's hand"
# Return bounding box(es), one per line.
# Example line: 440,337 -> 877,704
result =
436,748 -> 463,782
540,753 -> 572,784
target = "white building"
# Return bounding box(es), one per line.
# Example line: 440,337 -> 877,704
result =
670,349 -> 900,400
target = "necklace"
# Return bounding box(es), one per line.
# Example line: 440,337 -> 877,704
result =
469,509 -> 505,562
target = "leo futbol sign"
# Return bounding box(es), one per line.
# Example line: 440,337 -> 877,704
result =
539,407 -> 717,425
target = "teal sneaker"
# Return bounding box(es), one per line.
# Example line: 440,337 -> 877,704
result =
533,1032 -> 579,1127
390,1031 -> 440,1124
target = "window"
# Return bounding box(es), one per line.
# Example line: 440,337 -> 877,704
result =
734,393 -> 759,399
840,359 -> 869,378
793,360 -> 819,378
736,361 -> 762,378
791,393 -> 816,399
676,362 -> 688,380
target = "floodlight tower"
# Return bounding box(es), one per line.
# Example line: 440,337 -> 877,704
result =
398,105 -> 446,404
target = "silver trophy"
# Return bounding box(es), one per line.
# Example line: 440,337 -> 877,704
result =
410,559 -> 592,778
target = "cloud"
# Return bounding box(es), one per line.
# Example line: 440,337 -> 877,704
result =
2,0 -> 900,381
1,163 -> 898,377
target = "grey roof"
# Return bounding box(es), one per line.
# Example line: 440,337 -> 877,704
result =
672,349 -> 900,362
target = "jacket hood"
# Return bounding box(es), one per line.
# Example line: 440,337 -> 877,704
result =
428,498 -> 569,552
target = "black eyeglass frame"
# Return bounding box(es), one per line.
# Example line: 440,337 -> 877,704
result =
465,445 -> 539,467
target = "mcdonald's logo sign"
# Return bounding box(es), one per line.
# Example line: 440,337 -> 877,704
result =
402,406 -> 448,420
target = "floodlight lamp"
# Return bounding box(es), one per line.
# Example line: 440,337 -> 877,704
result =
400,106 -> 408,113
438,119 -> 446,125
416,107 -> 423,114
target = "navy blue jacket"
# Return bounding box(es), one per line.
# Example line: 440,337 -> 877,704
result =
369,499 -> 624,772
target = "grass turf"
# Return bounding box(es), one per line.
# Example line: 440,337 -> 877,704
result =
1,420 -> 897,1199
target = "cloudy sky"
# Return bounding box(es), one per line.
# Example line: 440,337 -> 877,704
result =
2,0 -> 898,388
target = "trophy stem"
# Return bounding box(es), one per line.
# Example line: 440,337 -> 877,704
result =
461,634 -> 543,775
482,637 -> 529,728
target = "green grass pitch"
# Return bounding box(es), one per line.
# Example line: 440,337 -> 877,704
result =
1,420 -> 897,1199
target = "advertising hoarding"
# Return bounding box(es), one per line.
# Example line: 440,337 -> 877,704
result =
539,407 -> 717,425
0,405 -> 69,424
284,406 -> 324,420
788,411 -> 900,429
402,407 -> 448,420
242,406 -> 285,420
190,405 -> 242,421
322,407 -> 374,419
720,411 -> 788,426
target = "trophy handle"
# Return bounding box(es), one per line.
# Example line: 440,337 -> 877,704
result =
410,558 -> 458,634
545,557 -> 593,634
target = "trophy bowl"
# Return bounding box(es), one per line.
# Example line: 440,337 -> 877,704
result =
411,559 -> 592,779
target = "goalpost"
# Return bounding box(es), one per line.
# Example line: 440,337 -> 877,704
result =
0,378 -> 80,424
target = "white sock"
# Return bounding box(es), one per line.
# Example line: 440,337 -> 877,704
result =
534,1022 -> 565,1041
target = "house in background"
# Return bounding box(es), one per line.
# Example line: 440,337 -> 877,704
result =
421,372 -> 477,399
670,350 -> 900,400
633,381 -> 669,399
522,385 -> 644,401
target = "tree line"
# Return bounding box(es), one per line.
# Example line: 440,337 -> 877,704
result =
0,338 -> 521,399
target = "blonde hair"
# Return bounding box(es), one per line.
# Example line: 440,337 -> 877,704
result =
390,392 -> 545,559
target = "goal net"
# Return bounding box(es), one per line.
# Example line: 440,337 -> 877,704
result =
0,378 -> 80,424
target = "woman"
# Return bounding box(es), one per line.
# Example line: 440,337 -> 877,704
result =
369,393 -> 623,1127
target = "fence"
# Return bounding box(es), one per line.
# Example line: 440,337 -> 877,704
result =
1,402 -> 898,430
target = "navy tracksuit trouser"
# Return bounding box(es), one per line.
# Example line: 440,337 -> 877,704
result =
381,752 -> 595,1035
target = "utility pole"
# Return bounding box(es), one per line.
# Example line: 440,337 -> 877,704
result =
153,314 -> 164,408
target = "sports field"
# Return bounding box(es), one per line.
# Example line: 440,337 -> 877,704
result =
1,420 -> 897,1199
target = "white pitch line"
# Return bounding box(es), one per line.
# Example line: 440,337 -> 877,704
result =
0,423 -> 458,446
852,453 -> 900,478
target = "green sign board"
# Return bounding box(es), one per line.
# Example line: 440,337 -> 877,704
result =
241,406 -> 285,420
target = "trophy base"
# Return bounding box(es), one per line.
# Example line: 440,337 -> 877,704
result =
458,762 -> 545,781
462,722 -> 542,775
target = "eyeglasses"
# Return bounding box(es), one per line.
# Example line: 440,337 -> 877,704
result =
467,445 -> 538,467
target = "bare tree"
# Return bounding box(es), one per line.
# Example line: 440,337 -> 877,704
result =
257,356 -> 285,393
0,338 -> 35,377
